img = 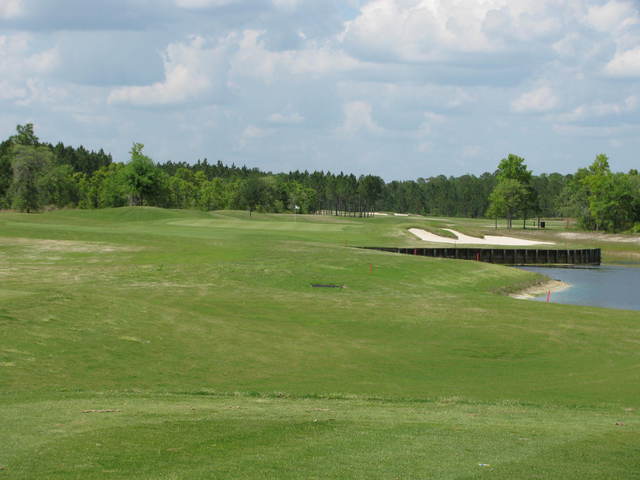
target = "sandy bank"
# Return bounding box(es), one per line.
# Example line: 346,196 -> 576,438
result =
510,280 -> 571,300
559,232 -> 640,244
409,228 -> 555,246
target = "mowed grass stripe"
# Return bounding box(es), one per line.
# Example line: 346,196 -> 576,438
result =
1,395 -> 638,480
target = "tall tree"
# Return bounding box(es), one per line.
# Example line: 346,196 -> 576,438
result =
123,143 -> 164,206
9,145 -> 54,213
580,154 -> 612,231
494,154 -> 537,227
10,123 -> 39,146
358,175 -> 384,216
198,178 -> 227,211
1,124 -> 40,206
240,176 -> 267,216
0,140 -> 12,208
486,178 -> 527,229
532,173 -> 568,217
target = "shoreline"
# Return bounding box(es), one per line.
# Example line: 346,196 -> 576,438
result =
510,279 -> 571,300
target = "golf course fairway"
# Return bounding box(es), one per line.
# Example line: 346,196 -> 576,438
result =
1,208 -> 638,479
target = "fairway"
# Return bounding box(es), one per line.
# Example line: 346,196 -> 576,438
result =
1,208 -> 639,479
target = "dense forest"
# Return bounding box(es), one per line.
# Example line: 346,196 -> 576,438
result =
1,124 -> 639,233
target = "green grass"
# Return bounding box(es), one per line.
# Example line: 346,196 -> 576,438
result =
1,208 -> 639,479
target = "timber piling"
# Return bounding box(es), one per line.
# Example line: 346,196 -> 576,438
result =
359,247 -> 601,266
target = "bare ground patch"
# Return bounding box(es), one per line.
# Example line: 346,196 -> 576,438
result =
0,237 -> 142,253
558,232 -> 640,244
604,251 -> 640,262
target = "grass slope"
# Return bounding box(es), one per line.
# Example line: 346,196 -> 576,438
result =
0,208 -> 638,479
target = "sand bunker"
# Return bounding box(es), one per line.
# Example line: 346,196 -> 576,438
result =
409,228 -> 555,246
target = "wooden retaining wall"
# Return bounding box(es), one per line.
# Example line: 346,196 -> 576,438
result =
359,247 -> 601,266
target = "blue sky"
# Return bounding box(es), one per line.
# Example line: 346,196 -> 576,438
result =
1,0 -> 639,179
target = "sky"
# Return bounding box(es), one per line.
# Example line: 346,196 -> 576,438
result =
1,0 -> 639,180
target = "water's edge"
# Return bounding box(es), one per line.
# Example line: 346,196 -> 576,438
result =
515,265 -> 640,311
510,279 -> 571,300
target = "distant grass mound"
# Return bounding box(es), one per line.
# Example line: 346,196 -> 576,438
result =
0,208 -> 638,479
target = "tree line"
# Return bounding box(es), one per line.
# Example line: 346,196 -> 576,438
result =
1,124 -> 638,232
486,153 -> 640,232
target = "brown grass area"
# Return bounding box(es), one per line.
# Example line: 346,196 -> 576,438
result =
0,237 -> 142,253
558,232 -> 640,244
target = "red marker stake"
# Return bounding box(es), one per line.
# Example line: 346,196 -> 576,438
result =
369,264 -> 373,274
546,290 -> 551,303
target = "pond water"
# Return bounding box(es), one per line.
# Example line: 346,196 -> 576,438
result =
517,265 -> 640,311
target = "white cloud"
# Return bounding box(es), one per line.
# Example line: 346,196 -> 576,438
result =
236,124 -> 274,149
336,81 -> 475,116
0,31 -> 27,49
108,36 -> 226,106
342,0 -> 572,63
0,0 -> 23,19
267,112 -> 304,125
15,78 -> 68,107
553,123 -> 640,137
593,95 -> 638,115
230,30 -> 363,82
24,47 -> 59,73
285,47 -> 361,75
343,0 -> 492,62
555,95 -> 638,123
340,101 -> 382,135
604,47 -> 640,77
586,0 -> 639,32
511,86 -> 559,113
552,32 -> 584,57
242,124 -> 270,138
272,0 -> 300,11
0,33 -> 59,103
414,111 -> 445,138
107,30 -> 364,107
0,79 -> 26,100
483,2 -> 564,41
175,0 -> 240,8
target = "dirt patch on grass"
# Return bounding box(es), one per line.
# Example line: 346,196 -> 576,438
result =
559,232 -> 640,244
605,251 -> 640,263
0,237 -> 141,253
0,267 -> 20,276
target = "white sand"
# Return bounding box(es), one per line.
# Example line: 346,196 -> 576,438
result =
408,228 -> 555,246
510,280 -> 570,300
394,213 -> 410,217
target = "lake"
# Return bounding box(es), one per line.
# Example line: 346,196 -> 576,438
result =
517,265 -> 640,311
